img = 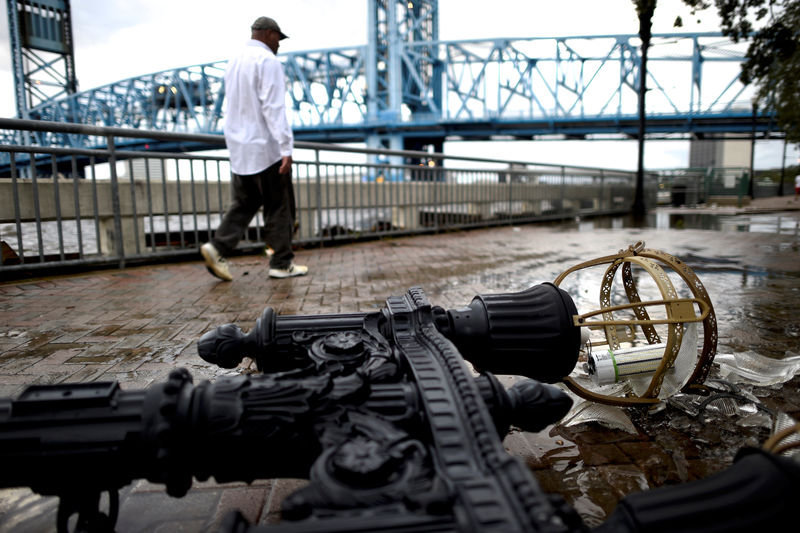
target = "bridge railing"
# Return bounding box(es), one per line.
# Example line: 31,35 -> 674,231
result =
0,119 -> 650,275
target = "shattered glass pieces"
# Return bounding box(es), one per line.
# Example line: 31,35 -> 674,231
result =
715,350 -> 800,387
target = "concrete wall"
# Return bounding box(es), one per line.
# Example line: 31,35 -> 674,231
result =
1,177 -> 634,257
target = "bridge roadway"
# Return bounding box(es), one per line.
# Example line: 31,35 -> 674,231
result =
1,197 -> 799,531
298,112 -> 778,144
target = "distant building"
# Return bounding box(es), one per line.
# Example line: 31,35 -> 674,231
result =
689,139 -> 751,169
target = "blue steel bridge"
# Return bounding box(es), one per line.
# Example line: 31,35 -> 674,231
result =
5,1 -> 777,157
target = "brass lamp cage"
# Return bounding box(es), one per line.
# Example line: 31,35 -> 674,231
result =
554,242 -> 718,406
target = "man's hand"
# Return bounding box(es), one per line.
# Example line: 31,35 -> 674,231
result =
279,156 -> 293,175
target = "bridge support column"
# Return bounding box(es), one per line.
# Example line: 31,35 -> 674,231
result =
367,134 -> 404,182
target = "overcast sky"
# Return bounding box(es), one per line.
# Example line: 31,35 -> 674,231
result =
1,0 -> 796,169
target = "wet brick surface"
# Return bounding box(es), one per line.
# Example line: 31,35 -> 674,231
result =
1,198 -> 799,531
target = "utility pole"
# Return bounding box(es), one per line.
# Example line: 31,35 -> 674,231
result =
748,102 -> 756,199
778,139 -> 786,196
633,0 -> 655,218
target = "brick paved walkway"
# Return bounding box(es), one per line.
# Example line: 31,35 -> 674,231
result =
1,225 -> 578,533
0,230 -> 504,396
2,207 -> 799,531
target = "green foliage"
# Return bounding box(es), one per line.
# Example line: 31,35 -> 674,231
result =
755,165 -> 800,182
681,0 -> 800,143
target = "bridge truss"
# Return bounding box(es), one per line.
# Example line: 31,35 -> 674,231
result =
5,1 -> 774,152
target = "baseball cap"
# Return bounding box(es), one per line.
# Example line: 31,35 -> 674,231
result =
251,16 -> 288,40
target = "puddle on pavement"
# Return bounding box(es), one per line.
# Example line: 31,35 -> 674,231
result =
565,209 -> 800,236
655,211 -> 800,235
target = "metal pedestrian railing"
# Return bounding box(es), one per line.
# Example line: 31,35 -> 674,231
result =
1,119 -> 648,275
655,167 -> 788,208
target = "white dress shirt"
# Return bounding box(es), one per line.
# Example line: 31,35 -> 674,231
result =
223,39 -> 294,176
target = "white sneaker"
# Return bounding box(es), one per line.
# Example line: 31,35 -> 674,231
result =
201,243 -> 232,281
268,263 -> 308,279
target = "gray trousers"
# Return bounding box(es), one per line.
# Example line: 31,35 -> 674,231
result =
211,161 -> 295,269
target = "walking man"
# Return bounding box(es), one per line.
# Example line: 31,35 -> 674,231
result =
201,16 -> 308,281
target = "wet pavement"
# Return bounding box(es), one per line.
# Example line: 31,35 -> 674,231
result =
1,195 -> 799,532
